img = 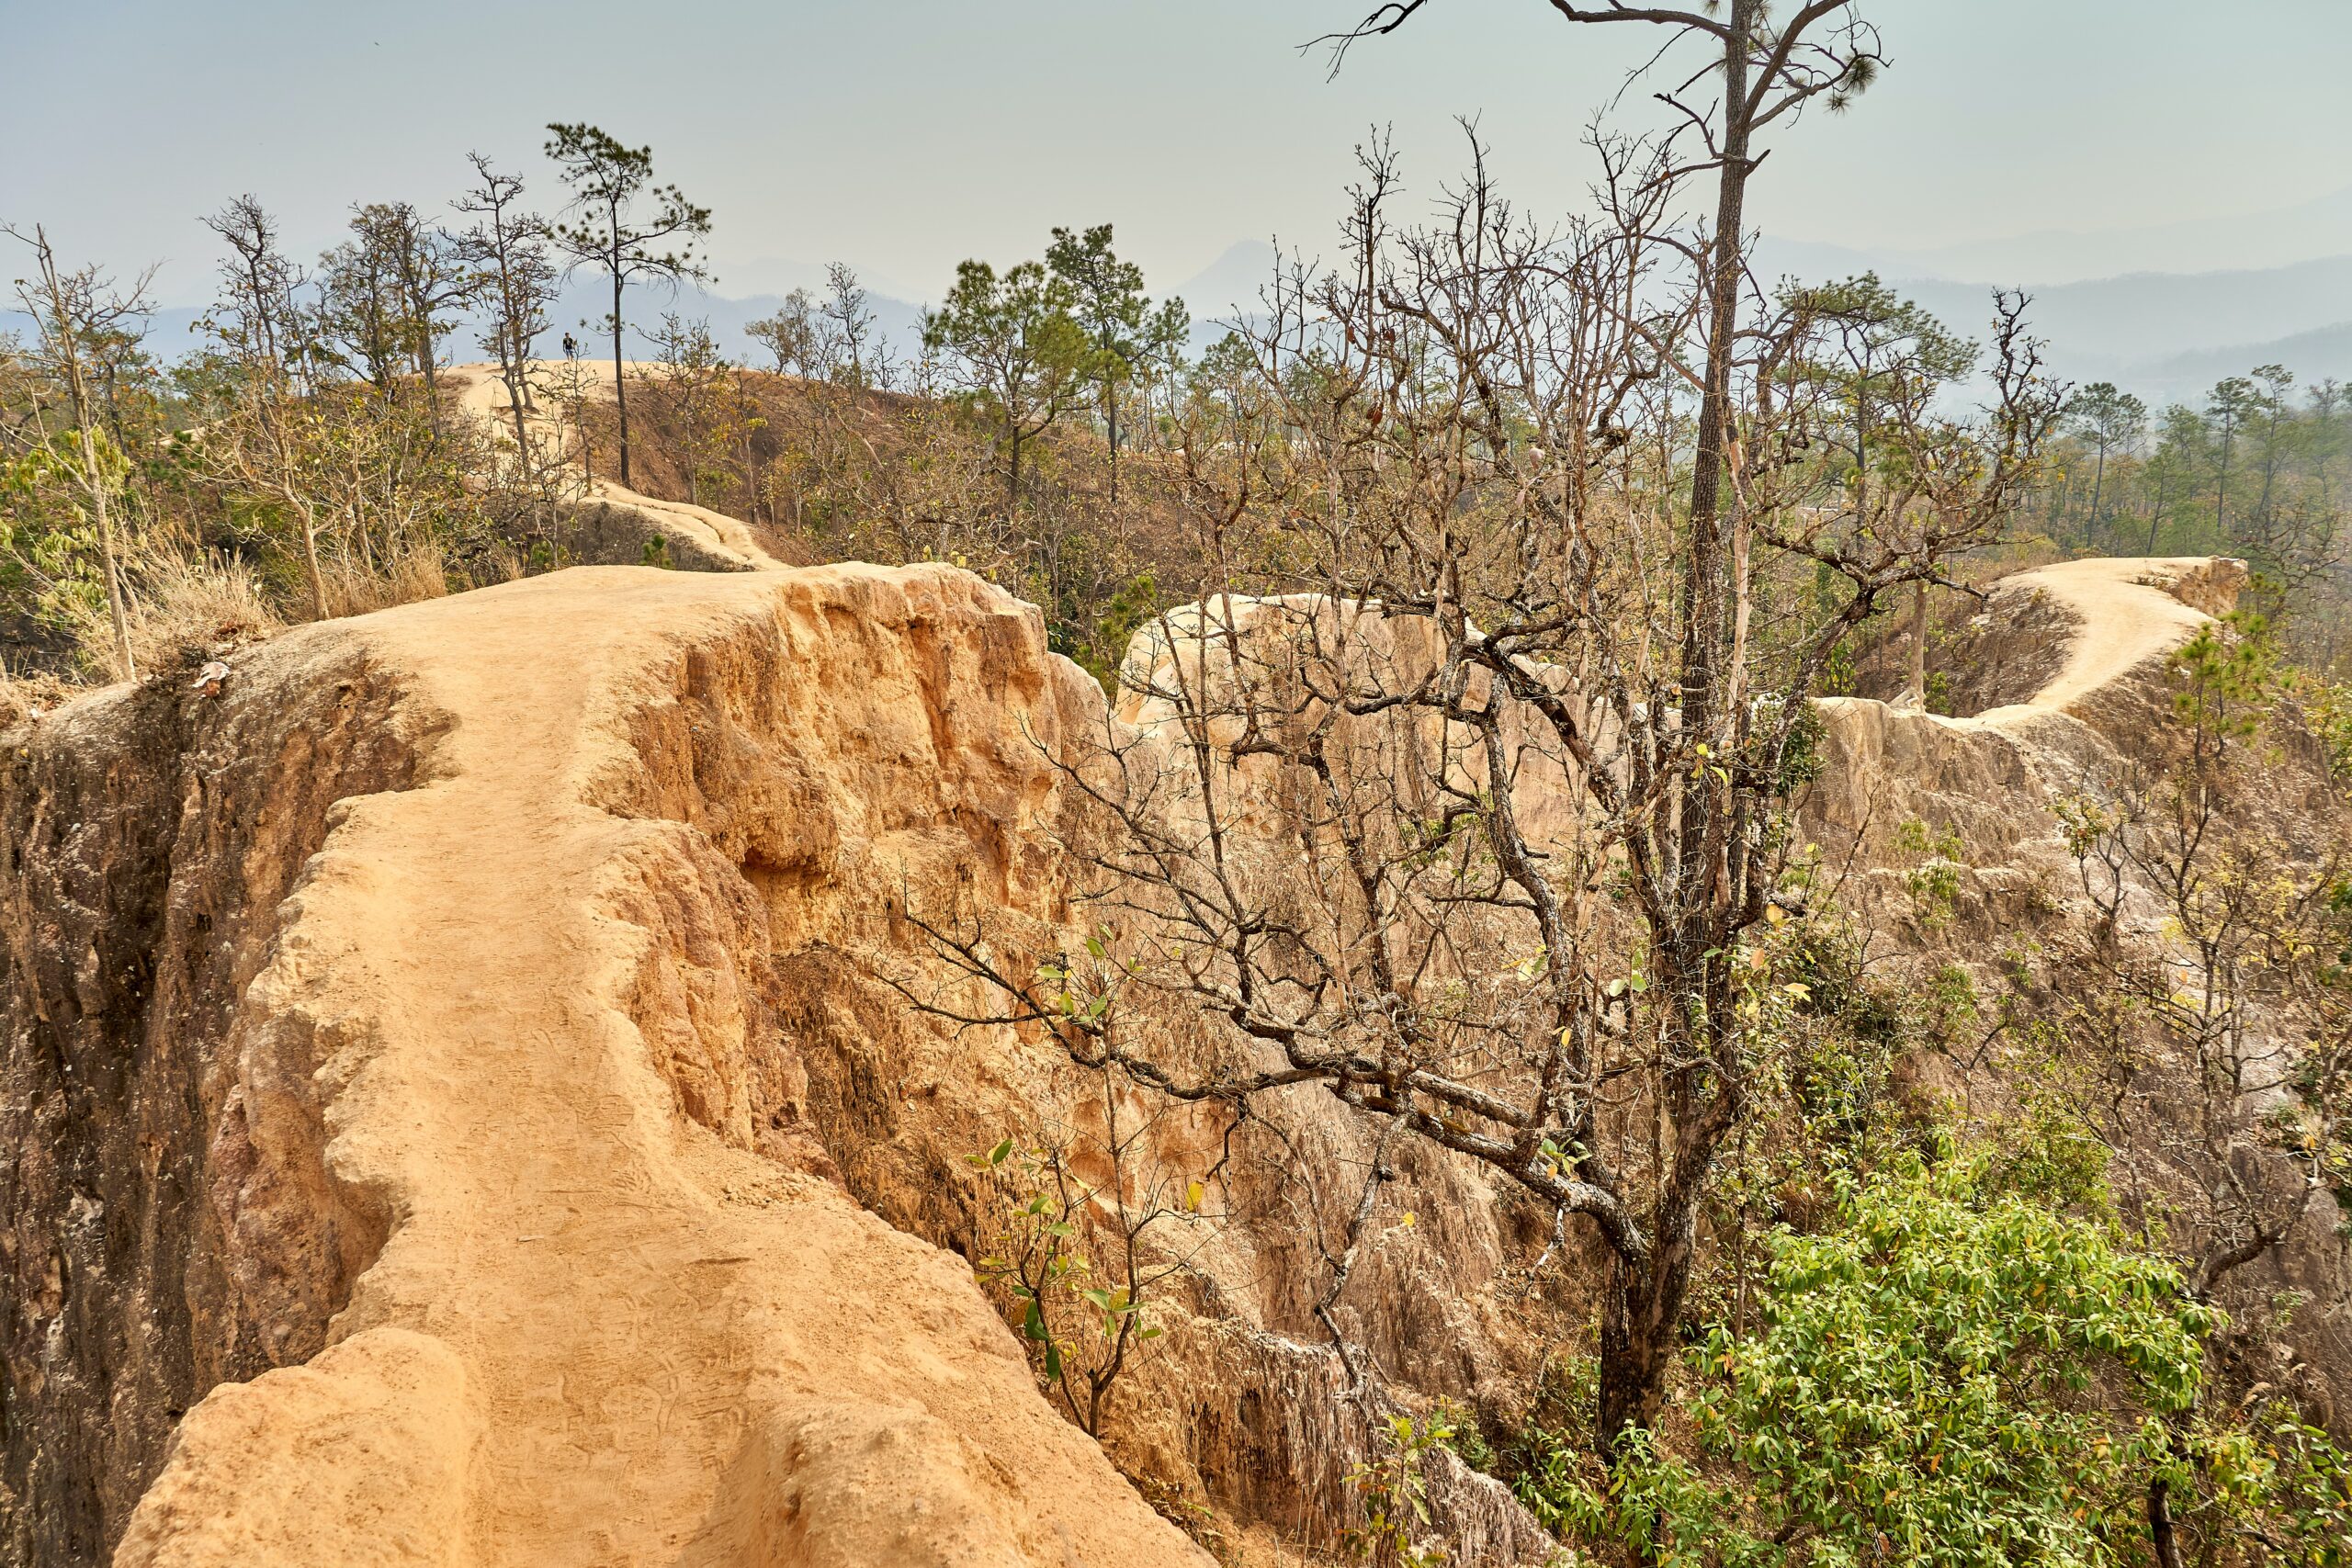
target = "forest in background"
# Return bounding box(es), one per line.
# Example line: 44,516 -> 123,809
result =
8,6 -> 2352,1562
6,121 -> 2350,699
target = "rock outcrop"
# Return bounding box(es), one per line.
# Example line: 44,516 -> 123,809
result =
3,551 -> 2343,1566
1808,556 -> 2351,1400
447,362 -> 797,574
4,566 -> 1208,1566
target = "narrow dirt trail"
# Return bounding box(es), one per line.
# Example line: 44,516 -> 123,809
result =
1806,556 -> 2245,880
115,565 -> 1207,1567
97,550 -> 2241,1566
1968,556 -> 2237,727
447,361 -> 786,570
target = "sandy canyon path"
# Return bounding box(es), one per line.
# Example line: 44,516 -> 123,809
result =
113,564 -> 1209,1567
448,361 -> 786,571
103,540 -> 2234,1566
1962,555 -> 2240,726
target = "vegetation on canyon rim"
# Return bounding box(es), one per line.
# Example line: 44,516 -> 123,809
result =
6,0 -> 2352,1563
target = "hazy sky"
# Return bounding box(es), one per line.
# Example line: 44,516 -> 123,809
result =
7,0 -> 2350,304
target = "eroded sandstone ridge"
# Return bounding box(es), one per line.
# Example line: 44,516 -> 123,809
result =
1809,557 -> 2350,1411
3,554 -> 2343,1565
4,567 -> 1210,1566
449,363 -> 796,575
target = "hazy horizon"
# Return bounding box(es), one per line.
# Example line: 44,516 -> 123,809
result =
9,0 -> 2352,310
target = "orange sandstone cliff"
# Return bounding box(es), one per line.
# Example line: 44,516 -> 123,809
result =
3,555 -> 2344,1566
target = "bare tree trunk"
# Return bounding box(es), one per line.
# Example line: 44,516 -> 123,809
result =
1597,1205 -> 1703,1451
741,424 -> 758,525
497,317 -> 532,469
509,372 -> 533,478
1598,6 -> 1757,1461
23,231 -> 139,678
88,437 -> 135,681
1596,1265 -> 1665,1450
2146,1476 -> 2184,1568
2215,428 -> 2232,539
67,389 -> 134,680
270,425 -> 329,621
611,256 -> 631,489
2089,443 -> 2108,540
297,506 -> 327,621
2256,412 -> 2282,523
1908,579 -> 1928,706
1678,0 -> 1754,766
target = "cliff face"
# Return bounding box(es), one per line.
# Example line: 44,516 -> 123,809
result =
1805,558 -> 2352,1412
3,567 -> 1213,1566
0,642 -> 429,1563
2,554 -> 2343,1567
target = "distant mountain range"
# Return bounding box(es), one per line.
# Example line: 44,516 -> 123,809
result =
10,247 -> 1267,381
533,273 -> 932,374
12,224 -> 2346,409
1770,183 -> 2352,289
1749,241 -> 2352,402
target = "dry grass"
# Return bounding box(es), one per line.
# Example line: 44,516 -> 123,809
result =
319,540 -> 451,619
0,665 -> 75,729
46,544 -> 284,684
28,534 -> 471,691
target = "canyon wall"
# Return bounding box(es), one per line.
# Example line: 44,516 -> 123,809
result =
2,555 -> 2342,1565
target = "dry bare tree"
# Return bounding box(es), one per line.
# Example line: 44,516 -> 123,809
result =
820,262 -> 880,389
195,197 -> 334,616
909,107 -> 2059,1465
313,201 -> 474,411
316,215 -> 412,394
455,153 -> 559,468
637,313 -> 744,509
2047,622 -> 2352,1562
5,226 -> 155,678
968,1067 -> 1228,1439
2057,626 -> 2350,1302
200,196 -> 307,387
747,288 -> 826,380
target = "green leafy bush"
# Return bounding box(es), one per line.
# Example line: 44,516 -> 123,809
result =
1526,1152 -> 2218,1568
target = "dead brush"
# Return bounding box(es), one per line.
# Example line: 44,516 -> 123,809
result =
42,537 -> 282,684
318,539 -> 450,619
